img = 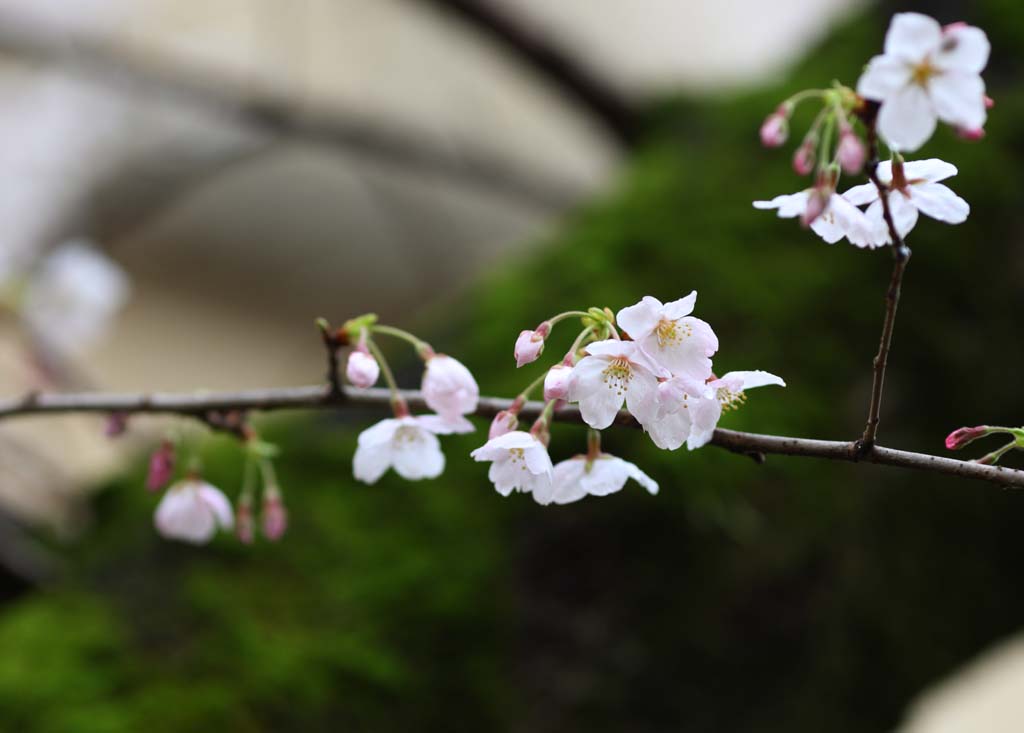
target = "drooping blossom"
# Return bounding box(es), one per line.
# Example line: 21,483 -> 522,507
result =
857,13 -> 989,152
647,371 -> 785,451
514,323 -> 549,367
422,354 -> 479,429
616,294 -> 718,381
535,454 -> 659,506
841,158 -> 968,243
346,339 -> 379,388
20,239 -> 129,354
154,479 -> 234,545
754,188 -> 880,248
353,415 -> 458,484
567,340 -> 665,430
470,430 -> 553,497
543,364 -> 573,402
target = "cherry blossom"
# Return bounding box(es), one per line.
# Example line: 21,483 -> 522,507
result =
837,125 -> 866,174
945,425 -> 990,451
514,324 -> 548,367
753,189 -> 880,248
353,415 -> 458,484
422,354 -> 479,429
154,479 -> 234,545
346,344 -> 380,389
857,13 -> 989,152
760,106 -> 789,147
535,454 -> 659,506
262,489 -> 288,541
842,159 -> 968,243
488,410 -> 519,439
146,441 -> 175,492
567,340 -> 665,430
543,364 -> 573,402
470,430 -> 553,497
616,294 -> 718,381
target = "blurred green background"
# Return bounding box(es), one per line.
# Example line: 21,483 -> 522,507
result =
3,2 -> 1024,731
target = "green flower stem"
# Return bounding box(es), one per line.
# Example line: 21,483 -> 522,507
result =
566,326 -> 597,362
546,310 -> 591,328
370,324 -> 433,359
365,337 -> 404,411
517,371 -> 549,403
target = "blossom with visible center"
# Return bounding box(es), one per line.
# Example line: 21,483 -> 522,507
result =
536,454 -> 659,506
858,13 -> 989,152
354,414 -> 466,484
470,430 -> 553,497
689,371 -> 786,450
616,294 -> 718,381
567,340 -> 665,430
20,239 -> 129,355
346,339 -> 379,389
422,354 -> 479,430
754,188 -> 879,248
841,158 -> 969,243
154,479 -> 234,545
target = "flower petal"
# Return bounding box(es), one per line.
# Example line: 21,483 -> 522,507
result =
930,72 -> 986,130
888,190 -> 920,238
621,459 -> 659,495
644,409 -> 691,451
415,414 -> 475,435
841,182 -> 881,207
197,484 -> 234,530
580,459 -> 629,497
551,458 -> 588,505
616,296 -> 663,339
354,442 -> 392,484
884,13 -> 942,61
909,182 -> 969,224
857,54 -> 912,100
901,158 -> 957,183
752,191 -> 808,218
392,430 -> 444,480
726,370 -> 787,390
937,25 -> 990,74
661,291 -> 697,320
878,84 -> 937,152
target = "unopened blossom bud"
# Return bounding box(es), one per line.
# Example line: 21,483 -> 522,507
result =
837,127 -> 866,174
984,95 -> 995,110
346,348 -> 380,388
489,410 -> 519,439
543,364 -> 573,402
759,106 -> 789,148
262,489 -> 288,542
236,495 -> 255,544
105,412 -> 128,437
146,440 -> 175,492
514,322 -> 550,367
956,126 -> 985,141
422,354 -> 479,424
945,425 -> 990,451
154,479 -> 233,544
792,140 -> 816,176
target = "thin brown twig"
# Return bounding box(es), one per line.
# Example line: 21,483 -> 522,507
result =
0,385 -> 1021,489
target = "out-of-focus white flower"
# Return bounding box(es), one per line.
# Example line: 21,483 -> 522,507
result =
353,415 -> 454,484
536,454 -> 658,506
154,479 -> 234,545
842,158 -> 969,243
616,293 -> 718,381
19,239 -> 129,355
470,430 -> 553,497
346,346 -> 380,389
422,354 -> 479,429
857,13 -> 990,151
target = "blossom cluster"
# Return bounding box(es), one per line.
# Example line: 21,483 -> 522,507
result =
754,13 -> 988,249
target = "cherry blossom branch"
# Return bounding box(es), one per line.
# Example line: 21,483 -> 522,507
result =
2,386 -> 1022,489
859,119 -> 911,450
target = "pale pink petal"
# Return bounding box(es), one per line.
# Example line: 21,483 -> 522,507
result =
937,25 -> 990,74
878,85 -> 937,152
551,459 -> 589,505
523,444 -> 554,476
909,182 -> 969,224
471,430 -> 538,460
353,442 -> 392,484
644,409 -> 691,451
583,339 -> 637,358
357,418 -> 401,448
422,355 -> 479,421
616,296 -> 663,339
884,13 -> 942,61
687,396 -> 722,450
576,388 -> 624,430
930,72 -> 986,130
620,459 -> 659,495
842,183 -> 881,207
392,430 -> 444,480
857,54 -> 912,100
488,460 -> 519,496
155,486 -> 216,544
197,484 -> 234,530
624,369 -> 660,426
415,414 -> 475,435
901,158 -> 958,183
660,291 -> 697,320
580,459 -> 629,497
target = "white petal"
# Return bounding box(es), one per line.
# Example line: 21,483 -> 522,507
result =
551,459 -> 589,505
930,72 -> 986,130
660,291 -> 697,320
901,158 -> 957,183
392,429 -> 444,480
888,190 -> 920,238
936,25 -> 990,74
752,191 -> 808,218
580,459 -> 629,497
644,409 -> 691,451
577,390 -> 624,430
621,460 -> 659,495
357,418 -> 401,448
583,339 -> 635,358
857,54 -> 912,100
725,370 -> 786,390
471,430 -> 537,461
909,182 -> 969,224
616,296 -> 663,339
865,200 -> 892,245
354,442 -> 392,484
197,484 -> 234,530
415,414 -> 475,435
624,369 -> 660,426
689,396 -> 722,443
842,182 -> 881,207
878,85 -> 937,152
155,486 -> 216,544
524,444 -> 554,476
488,459 -> 520,496
884,13 -> 942,61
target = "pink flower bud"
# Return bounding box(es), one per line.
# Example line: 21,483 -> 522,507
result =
105,412 -> 129,437
146,440 -> 175,492
792,140 -> 816,176
837,128 -> 866,174
236,496 -> 255,544
984,95 -> 995,110
543,364 -> 573,402
346,349 -> 380,388
488,410 -> 519,439
514,324 -> 549,368
945,425 -> 989,451
956,126 -> 985,141
759,107 -> 789,148
262,491 -> 288,542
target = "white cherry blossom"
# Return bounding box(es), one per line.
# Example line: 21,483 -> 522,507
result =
754,189 -> 879,248
354,414 -> 464,484
567,340 -> 665,430
422,354 -> 479,430
858,13 -> 989,151
536,454 -> 658,506
470,430 -> 553,497
616,293 -> 718,381
154,479 -> 234,545
842,158 -> 969,243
